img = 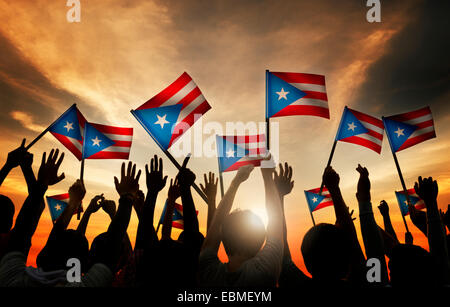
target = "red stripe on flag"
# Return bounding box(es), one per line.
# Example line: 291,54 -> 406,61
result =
137,72 -> 192,109
111,140 -> 132,147
388,106 -> 431,121
91,123 -> 133,135
397,131 -> 436,152
178,87 -> 202,110
51,132 -> 82,160
271,72 -> 326,85
302,91 -> 328,101
313,201 -> 334,212
223,159 -> 263,172
50,193 -> 70,200
350,108 -> 384,129
339,135 -> 382,154
272,105 -> 330,119
88,151 -> 130,159
365,129 -> 383,141
413,120 -> 434,129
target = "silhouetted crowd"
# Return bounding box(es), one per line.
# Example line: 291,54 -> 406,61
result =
0,139 -> 449,288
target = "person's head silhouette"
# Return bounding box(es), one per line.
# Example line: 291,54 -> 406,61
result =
0,195 -> 14,233
301,223 -> 352,282
37,229 -> 89,273
221,210 -> 266,260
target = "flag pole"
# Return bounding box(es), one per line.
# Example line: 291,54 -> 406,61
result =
77,158 -> 85,220
382,117 -> 411,233
218,171 -> 225,198
304,191 -> 316,226
265,70 -> 270,150
130,110 -> 208,204
25,103 -> 77,150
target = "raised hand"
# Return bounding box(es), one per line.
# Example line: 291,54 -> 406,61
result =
273,162 -> 294,197
233,164 -> 254,184
69,179 -> 86,205
414,176 -> 438,203
114,161 -> 141,198
356,164 -> 370,203
132,190 -> 145,219
200,172 -> 218,203
322,166 -> 340,190
441,205 -> 450,230
145,155 -> 167,195
86,194 -> 104,214
168,178 -> 181,201
5,139 -> 28,169
378,200 -> 389,217
37,149 -> 65,187
102,199 -> 117,218
177,156 -> 196,188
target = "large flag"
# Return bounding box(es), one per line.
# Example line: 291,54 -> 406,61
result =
131,72 -> 211,150
335,106 -> 384,154
81,122 -> 133,159
216,134 -> 267,173
48,105 -> 87,160
395,189 -> 426,216
383,106 -> 435,153
46,193 -> 80,222
304,187 -> 334,212
158,200 -> 198,230
266,71 -> 329,119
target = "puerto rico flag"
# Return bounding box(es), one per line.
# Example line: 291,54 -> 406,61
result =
81,122 -> 133,159
383,106 -> 435,153
335,106 -> 384,154
304,187 -> 334,212
46,193 -> 80,222
48,104 -> 87,160
131,72 -> 211,150
216,134 -> 267,173
266,70 -> 329,119
395,189 -> 426,216
159,201 -> 198,230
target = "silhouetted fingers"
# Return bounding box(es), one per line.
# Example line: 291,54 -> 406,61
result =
41,152 -> 46,166
278,163 -> 284,177
135,169 -> 142,182
56,152 -> 65,168
181,154 -> 190,169
56,173 -> 65,184
159,157 -> 163,173
120,162 -> 125,179
20,138 -> 26,148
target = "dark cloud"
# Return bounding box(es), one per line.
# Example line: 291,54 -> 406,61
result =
355,0 -> 450,117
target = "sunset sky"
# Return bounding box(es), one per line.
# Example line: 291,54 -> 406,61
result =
0,0 -> 449,274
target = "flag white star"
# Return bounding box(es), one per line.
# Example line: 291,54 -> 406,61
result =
226,149 -> 235,157
394,127 -> 405,137
64,121 -> 74,132
312,197 -> 318,203
347,122 -> 357,131
92,136 -> 102,146
276,88 -> 289,100
55,204 -> 62,211
154,114 -> 170,129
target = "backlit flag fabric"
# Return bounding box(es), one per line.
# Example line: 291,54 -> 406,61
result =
158,200 -> 199,230
46,193 -> 71,222
395,189 -> 426,216
216,134 -> 267,173
335,107 -> 384,154
48,105 -> 87,160
131,72 -> 211,150
383,106 -> 435,153
304,187 -> 333,212
81,122 -> 133,159
266,71 -> 329,119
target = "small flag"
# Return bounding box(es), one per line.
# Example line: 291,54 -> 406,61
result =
335,107 -> 384,154
216,134 -> 267,173
395,189 -> 425,216
266,71 -> 329,119
46,193 -> 80,222
49,105 -> 87,160
159,200 -> 198,230
304,187 -> 334,212
383,106 -> 435,153
131,72 -> 211,150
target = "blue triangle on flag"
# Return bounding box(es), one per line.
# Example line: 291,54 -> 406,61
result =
305,191 -> 326,212
383,118 -> 417,152
133,104 -> 182,150
82,122 -> 115,159
216,135 -> 249,172
336,108 -> 369,141
46,197 -> 68,222
49,105 -> 83,140
267,72 -> 307,118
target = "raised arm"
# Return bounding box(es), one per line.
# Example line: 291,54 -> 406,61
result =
377,200 -> 399,243
408,202 -> 428,237
200,172 -> 218,233
202,164 -> 254,253
77,194 -> 104,236
8,149 -> 65,256
415,176 -> 450,284
0,139 -> 28,187
176,157 -> 198,235
161,178 -> 180,241
356,164 -> 388,284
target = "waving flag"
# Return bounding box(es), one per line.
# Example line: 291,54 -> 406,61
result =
81,122 -> 133,159
266,71 -> 329,119
383,106 -> 435,153
216,134 -> 267,173
159,201 -> 199,230
304,187 -> 334,212
46,193 -> 82,222
395,189 -> 425,216
335,107 -> 384,154
131,72 -> 211,150
48,104 -> 87,160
